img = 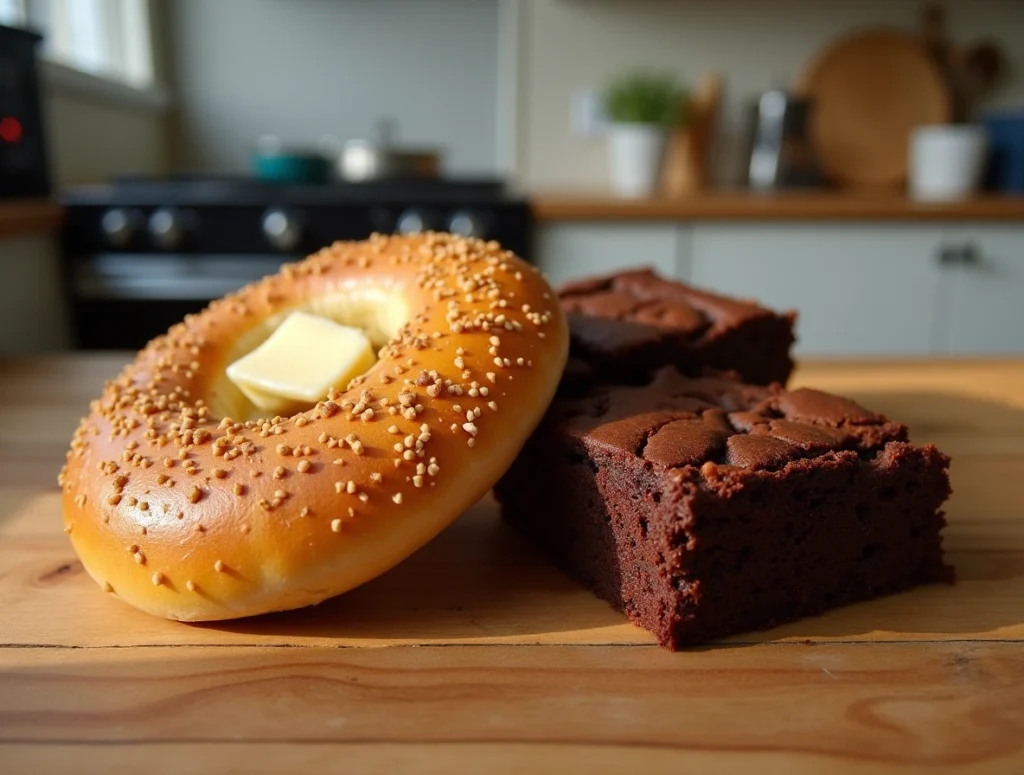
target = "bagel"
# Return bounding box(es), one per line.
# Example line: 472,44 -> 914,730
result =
59,233 -> 568,620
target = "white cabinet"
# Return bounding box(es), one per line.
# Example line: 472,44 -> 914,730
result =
689,225 -> 947,356
534,223 -> 683,287
0,234 -> 70,354
534,220 -> 1024,356
943,227 -> 1024,354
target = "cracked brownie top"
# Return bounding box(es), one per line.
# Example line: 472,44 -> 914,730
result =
555,367 -> 908,473
559,268 -> 790,351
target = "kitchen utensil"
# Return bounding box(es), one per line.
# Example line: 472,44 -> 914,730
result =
982,110 -> 1024,194
797,28 -> 951,188
920,3 -> 947,62
918,5 -> 1005,122
251,136 -> 331,184
909,124 -> 988,201
660,71 -> 721,197
745,90 -> 822,190
963,43 -> 1003,90
959,42 -> 1004,108
919,3 -> 963,118
335,119 -> 441,182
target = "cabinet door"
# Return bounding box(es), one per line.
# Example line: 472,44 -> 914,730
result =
690,224 -> 945,356
534,224 -> 680,288
944,227 -> 1024,354
0,235 -> 70,354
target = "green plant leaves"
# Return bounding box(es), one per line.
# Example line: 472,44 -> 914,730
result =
603,71 -> 688,127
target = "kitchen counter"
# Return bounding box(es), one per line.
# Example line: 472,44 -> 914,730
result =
2,353 -> 1023,773
0,198 -> 63,238
531,191 -> 1024,222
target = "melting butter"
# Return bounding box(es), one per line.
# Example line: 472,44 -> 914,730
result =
226,311 -> 376,415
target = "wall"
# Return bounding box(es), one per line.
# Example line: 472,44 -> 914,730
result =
44,86 -> 168,188
0,69 -> 169,353
42,0 -> 172,188
515,0 -> 1024,190
167,0 -> 501,176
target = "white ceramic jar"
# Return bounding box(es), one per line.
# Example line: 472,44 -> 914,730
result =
607,124 -> 667,199
909,125 -> 989,202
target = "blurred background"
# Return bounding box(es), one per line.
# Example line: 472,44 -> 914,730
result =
1,0 -> 1022,357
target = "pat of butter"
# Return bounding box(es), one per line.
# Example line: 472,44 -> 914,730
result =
226,311 -> 376,415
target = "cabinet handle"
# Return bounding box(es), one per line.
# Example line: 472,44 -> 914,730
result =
960,242 -> 981,266
937,244 -> 961,266
936,242 -> 982,267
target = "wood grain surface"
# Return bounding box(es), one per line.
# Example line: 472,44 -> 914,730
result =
1,354 -> 1022,774
796,29 -> 951,187
0,199 -> 63,239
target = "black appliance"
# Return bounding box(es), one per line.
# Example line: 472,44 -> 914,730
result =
0,25 -> 50,198
61,175 -> 533,350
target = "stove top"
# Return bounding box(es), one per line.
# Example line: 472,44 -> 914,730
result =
61,173 -> 535,350
62,174 -> 518,206
61,171 -> 532,260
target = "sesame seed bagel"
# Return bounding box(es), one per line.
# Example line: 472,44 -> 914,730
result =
60,233 -> 568,621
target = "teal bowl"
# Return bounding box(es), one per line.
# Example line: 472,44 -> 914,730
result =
251,151 -> 331,184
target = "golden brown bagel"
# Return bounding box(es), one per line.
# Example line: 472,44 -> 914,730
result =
59,233 -> 568,620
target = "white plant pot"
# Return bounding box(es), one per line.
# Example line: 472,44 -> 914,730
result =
607,123 -> 667,199
909,125 -> 989,202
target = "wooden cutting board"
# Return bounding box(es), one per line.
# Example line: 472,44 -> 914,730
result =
797,28 -> 952,188
2,354 -> 1024,773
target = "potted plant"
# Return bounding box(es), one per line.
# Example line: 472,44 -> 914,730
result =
603,71 -> 687,198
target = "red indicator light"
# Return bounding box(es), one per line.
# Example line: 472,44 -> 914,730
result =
0,117 -> 23,143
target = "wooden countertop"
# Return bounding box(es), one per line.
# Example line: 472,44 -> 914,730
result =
0,198 -> 63,239
531,191 -> 1024,222
2,354 -> 1023,774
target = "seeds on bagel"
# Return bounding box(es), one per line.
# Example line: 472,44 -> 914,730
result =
59,232 -> 567,621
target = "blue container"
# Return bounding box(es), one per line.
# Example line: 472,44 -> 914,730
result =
250,151 -> 330,184
982,111 -> 1024,194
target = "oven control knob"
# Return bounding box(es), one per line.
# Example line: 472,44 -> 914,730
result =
148,208 -> 186,250
447,210 -> 487,239
100,208 -> 141,248
262,208 -> 302,252
396,208 -> 429,235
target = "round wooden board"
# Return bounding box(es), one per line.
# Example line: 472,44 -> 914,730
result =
798,28 -> 952,188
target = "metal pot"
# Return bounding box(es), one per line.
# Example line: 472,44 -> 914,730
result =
330,119 -> 442,182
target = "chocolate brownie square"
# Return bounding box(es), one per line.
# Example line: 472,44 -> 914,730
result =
494,368 -> 952,649
559,268 -> 797,390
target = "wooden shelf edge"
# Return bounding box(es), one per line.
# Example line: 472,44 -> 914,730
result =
530,192 -> 1024,223
0,199 -> 64,239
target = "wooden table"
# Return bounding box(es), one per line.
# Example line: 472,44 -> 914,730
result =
0,198 -> 63,239
2,354 -> 1022,774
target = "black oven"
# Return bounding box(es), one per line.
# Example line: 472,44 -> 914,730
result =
61,177 -> 533,350
0,24 -> 50,199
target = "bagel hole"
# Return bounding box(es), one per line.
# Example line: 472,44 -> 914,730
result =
209,287 -> 409,422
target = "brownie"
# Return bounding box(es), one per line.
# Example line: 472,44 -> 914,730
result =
494,368 -> 952,649
559,268 -> 797,391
